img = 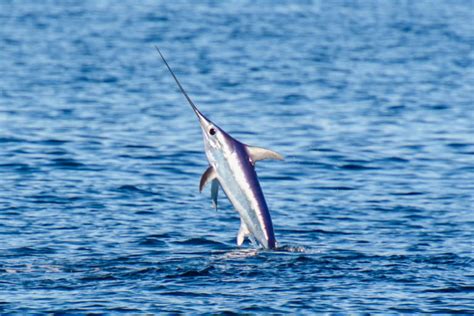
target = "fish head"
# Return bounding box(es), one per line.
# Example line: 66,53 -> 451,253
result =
154,46 -> 238,163
192,104 -> 236,158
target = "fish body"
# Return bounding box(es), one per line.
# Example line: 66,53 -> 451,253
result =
202,124 -> 276,249
156,47 -> 282,248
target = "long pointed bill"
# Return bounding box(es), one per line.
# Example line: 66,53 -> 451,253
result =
154,46 -> 212,131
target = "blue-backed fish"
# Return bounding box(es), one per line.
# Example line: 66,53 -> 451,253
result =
156,47 -> 283,249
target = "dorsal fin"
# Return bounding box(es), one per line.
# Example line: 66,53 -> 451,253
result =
246,145 -> 284,165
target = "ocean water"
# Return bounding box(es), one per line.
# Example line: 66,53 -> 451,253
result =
1,0 -> 473,313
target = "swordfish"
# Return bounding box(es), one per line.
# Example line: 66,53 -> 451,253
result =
156,47 -> 283,249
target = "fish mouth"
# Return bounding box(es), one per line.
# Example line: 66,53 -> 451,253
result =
191,104 -> 212,132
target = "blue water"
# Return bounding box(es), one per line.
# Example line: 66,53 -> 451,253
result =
1,1 -> 473,313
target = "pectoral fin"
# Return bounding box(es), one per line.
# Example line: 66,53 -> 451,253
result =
211,179 -> 219,209
247,145 -> 284,165
237,220 -> 250,246
199,166 -> 217,192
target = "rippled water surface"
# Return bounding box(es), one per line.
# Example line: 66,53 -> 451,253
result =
1,1 -> 473,313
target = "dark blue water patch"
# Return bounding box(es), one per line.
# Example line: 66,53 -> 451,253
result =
423,104 -> 450,110
314,186 -> 355,191
50,158 -> 85,169
310,229 -> 353,236
123,144 -> 155,149
423,286 -> 474,294
260,175 -> 298,181
339,163 -> 377,170
242,305 -> 284,313
374,156 -> 410,163
80,273 -> 117,282
27,194 -> 82,204
117,153 -> 162,160
0,136 -> 24,143
0,163 -> 36,173
44,149 -> 69,156
134,209 -> 156,215
294,160 -> 337,169
115,185 -> 156,196
166,266 -> 215,278
446,142 -> 473,154
175,238 -> 228,248
281,93 -> 309,104
137,236 -> 168,247
402,213 -> 431,221
310,147 -> 337,152
8,246 -> 57,257
75,75 -> 119,84
37,139 -> 70,146
391,191 -> 424,196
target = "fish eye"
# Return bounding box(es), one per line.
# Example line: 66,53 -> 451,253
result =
209,128 -> 216,136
